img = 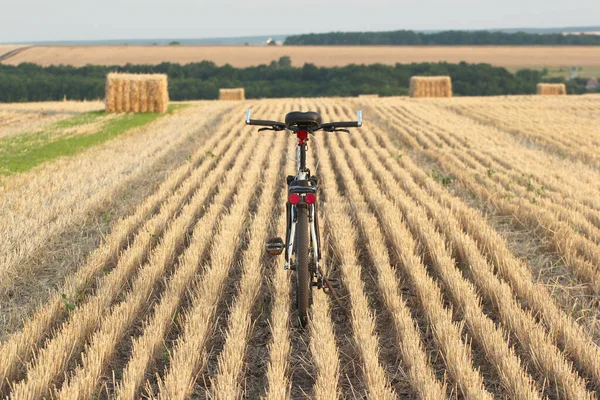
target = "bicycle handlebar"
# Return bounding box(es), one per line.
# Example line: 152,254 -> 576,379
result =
245,109 -> 362,132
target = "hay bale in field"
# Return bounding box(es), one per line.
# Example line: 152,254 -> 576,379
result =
537,83 -> 567,95
105,73 -> 169,113
219,88 -> 245,101
139,79 -> 149,112
409,76 -> 452,98
122,79 -> 131,112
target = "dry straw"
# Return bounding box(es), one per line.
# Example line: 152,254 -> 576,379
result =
219,88 -> 245,100
537,83 -> 567,95
409,76 -> 452,98
105,73 -> 169,113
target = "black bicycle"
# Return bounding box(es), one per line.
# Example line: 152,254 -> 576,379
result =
245,109 -> 362,326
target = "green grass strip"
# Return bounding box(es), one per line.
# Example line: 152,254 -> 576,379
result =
0,104 -> 187,175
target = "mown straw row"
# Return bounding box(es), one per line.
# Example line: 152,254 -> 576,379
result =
309,217 -> 341,400
154,128 -> 284,399
264,210 -> 293,400
106,73 -> 169,113
0,107 -> 239,394
320,121 -> 492,398
380,98 -> 600,229
402,99 -> 600,249
7,111 -> 251,399
422,131 -> 600,294
366,101 -> 600,387
112,121 -> 255,399
57,117 -> 270,400
317,128 -> 397,399
0,105 -> 224,321
446,100 -> 600,169
343,115 -> 591,399
210,131 -> 286,398
317,102 -> 446,399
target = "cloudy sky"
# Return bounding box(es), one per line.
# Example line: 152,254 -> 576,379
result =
1,0 -> 599,42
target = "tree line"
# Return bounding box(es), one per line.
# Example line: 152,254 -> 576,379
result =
284,30 -> 600,46
0,58 -> 589,103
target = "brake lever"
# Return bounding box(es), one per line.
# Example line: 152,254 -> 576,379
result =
334,129 -> 350,133
258,127 -> 274,132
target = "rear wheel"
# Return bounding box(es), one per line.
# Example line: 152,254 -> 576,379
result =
295,205 -> 311,327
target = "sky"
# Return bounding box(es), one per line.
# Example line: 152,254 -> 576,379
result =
1,0 -> 599,42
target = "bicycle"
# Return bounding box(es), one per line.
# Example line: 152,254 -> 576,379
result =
245,109 -> 362,326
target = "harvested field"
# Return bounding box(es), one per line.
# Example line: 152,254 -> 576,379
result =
1,95 -> 599,399
0,102 -> 103,139
2,45 -> 600,69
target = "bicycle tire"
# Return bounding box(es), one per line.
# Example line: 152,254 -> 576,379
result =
295,205 -> 311,327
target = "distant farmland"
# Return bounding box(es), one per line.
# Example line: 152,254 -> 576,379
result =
2,45 -> 600,70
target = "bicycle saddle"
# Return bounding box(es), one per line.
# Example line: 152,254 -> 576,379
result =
285,111 -> 322,129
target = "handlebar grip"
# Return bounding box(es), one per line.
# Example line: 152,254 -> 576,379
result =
328,121 -> 360,128
247,119 -> 282,127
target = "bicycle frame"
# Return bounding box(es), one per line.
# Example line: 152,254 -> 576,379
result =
284,132 -> 321,280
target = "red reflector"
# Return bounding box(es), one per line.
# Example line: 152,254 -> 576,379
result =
305,193 -> 316,204
297,130 -> 308,139
289,193 -> 300,204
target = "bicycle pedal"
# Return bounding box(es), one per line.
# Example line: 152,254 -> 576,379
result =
265,237 -> 284,256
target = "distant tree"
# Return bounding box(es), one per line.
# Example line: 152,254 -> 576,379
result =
0,61 -> 590,102
278,56 -> 292,68
168,41 -> 181,46
284,29 -> 600,46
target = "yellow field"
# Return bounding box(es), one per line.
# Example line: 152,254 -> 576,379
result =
2,45 -> 600,68
0,95 -> 599,399
0,101 -> 104,139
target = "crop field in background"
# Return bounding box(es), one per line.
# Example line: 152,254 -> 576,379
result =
2,45 -> 600,72
0,95 -> 599,399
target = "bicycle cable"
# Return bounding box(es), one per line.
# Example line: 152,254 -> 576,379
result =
309,131 -> 321,172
